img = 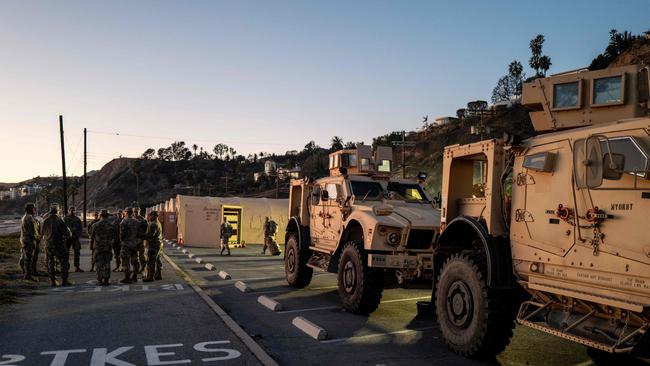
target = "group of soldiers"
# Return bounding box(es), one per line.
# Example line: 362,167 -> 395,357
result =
19,203 -> 164,287
218,216 -> 280,256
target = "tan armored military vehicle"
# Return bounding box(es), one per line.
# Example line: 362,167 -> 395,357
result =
429,64 -> 650,358
284,145 -> 441,313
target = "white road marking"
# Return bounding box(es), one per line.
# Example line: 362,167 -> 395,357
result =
90,346 -> 134,366
380,296 -> 430,304
40,349 -> 86,366
307,286 -> 338,291
320,327 -> 437,344
144,343 -> 190,365
277,306 -> 339,314
249,289 -> 290,295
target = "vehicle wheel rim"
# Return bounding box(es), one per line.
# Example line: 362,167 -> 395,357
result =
287,247 -> 296,273
343,260 -> 356,294
447,280 -> 473,328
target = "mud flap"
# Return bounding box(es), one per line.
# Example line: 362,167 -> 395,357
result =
631,330 -> 650,358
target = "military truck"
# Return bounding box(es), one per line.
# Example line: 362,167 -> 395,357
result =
428,64 -> 650,359
284,145 -> 441,314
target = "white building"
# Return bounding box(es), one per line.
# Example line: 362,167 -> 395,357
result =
264,160 -> 277,175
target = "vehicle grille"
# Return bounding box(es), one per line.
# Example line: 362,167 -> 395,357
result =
406,229 -> 435,250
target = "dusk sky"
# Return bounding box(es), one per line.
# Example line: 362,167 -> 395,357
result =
0,0 -> 647,182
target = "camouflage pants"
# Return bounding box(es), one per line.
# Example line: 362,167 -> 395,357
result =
112,241 -> 121,267
19,241 -> 38,275
47,244 -> 69,280
221,235 -> 231,254
94,250 -> 112,281
120,244 -> 139,275
146,244 -> 163,275
66,237 -> 81,268
137,241 -> 146,270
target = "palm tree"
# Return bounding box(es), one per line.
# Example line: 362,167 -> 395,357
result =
192,144 -> 198,158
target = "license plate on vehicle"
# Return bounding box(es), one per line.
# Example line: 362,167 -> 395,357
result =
368,254 -> 417,269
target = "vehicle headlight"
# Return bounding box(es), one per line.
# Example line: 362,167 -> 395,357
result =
387,232 -> 401,246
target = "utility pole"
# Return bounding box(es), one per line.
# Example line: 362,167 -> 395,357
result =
59,115 -> 68,214
83,128 -> 87,227
392,131 -> 416,179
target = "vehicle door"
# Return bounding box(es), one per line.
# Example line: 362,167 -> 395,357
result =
510,139 -> 576,256
573,131 -> 650,264
309,183 -> 327,247
322,181 -> 344,252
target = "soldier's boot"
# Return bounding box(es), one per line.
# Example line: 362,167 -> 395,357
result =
103,278 -> 110,286
130,271 -> 138,283
74,267 -> 84,273
90,264 -> 95,272
61,274 -> 73,287
50,276 -> 58,287
23,272 -> 36,282
119,271 -> 132,284
154,268 -> 162,281
143,270 -> 154,282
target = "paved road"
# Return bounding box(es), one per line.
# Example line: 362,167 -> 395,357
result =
0,219 -> 20,235
165,242 -> 595,366
0,241 -> 266,366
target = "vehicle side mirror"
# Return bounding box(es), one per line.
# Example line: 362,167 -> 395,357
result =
603,153 -> 625,180
320,190 -> 329,202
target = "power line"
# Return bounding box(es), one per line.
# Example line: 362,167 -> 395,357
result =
86,130 -> 305,147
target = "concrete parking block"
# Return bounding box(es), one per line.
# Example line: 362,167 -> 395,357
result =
258,295 -> 283,311
292,316 -> 328,340
235,281 -> 250,293
195,257 -> 203,264
205,263 -> 215,271
188,253 -> 195,258
182,249 -> 188,254
218,270 -> 232,280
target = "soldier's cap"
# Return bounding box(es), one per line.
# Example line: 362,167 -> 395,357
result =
100,209 -> 109,217
25,203 -> 35,211
125,207 -> 133,215
69,206 -> 76,212
133,207 -> 140,212
150,210 -> 158,217
49,206 -> 59,214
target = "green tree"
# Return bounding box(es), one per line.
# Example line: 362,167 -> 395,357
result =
330,136 -> 344,151
491,60 -> 526,103
141,148 -> 156,160
589,29 -> 642,70
529,34 -> 552,77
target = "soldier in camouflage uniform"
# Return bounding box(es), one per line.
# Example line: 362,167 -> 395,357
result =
143,211 -> 163,282
119,208 -> 140,283
88,211 -> 100,272
134,207 -> 148,274
40,206 -> 72,286
19,203 -> 40,281
111,210 -> 123,272
64,207 -> 84,272
91,210 -> 114,285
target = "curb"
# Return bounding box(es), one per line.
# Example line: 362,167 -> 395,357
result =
163,253 -> 279,366
218,270 -> 232,280
257,295 -> 283,311
292,316 -> 328,340
235,281 -> 250,293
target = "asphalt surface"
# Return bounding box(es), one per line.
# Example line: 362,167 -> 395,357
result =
0,219 -> 20,235
0,240 -> 264,366
165,242 -> 595,366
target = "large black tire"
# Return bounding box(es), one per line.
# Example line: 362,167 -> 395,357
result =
285,233 -> 312,288
435,252 -> 516,359
337,242 -> 383,314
